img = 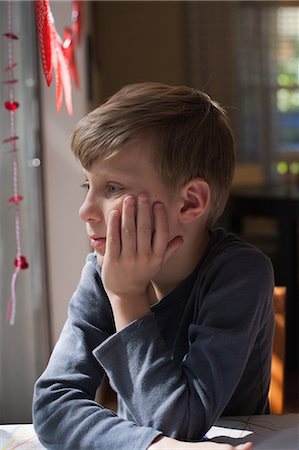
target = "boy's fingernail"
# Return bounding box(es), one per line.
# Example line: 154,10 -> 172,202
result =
138,193 -> 149,202
125,196 -> 135,205
154,202 -> 163,210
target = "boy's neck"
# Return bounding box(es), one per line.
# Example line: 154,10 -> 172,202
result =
150,228 -> 210,303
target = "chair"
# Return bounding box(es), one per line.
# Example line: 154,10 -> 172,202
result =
96,374 -> 117,412
269,286 -> 286,414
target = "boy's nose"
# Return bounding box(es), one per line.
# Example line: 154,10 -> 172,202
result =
79,198 -> 103,223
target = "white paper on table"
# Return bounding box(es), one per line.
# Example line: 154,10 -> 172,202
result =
0,424 -> 46,450
206,414 -> 299,450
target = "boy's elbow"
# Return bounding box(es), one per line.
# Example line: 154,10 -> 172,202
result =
32,379 -> 58,447
32,387 -> 46,439
32,379 -> 44,430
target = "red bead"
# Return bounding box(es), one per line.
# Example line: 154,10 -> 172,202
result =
3,136 -> 19,143
3,79 -> 18,85
4,63 -> 18,72
3,32 -> 19,40
14,255 -> 29,269
8,195 -> 23,204
4,101 -> 20,111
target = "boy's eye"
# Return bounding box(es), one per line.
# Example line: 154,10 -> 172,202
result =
80,181 -> 90,190
106,183 -> 123,195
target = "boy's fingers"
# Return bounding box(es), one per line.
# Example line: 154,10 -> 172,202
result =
152,202 -> 169,257
164,235 -> 183,263
235,444 -> 253,450
121,196 -> 137,256
137,193 -> 152,254
106,209 -> 121,258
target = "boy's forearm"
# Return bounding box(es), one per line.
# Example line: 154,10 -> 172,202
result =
148,435 -> 185,449
108,292 -> 151,331
147,436 -> 170,449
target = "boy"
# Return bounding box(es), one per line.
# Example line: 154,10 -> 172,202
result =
33,83 -> 274,450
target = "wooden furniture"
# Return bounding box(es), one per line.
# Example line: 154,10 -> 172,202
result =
96,373 -> 117,412
269,286 -> 286,414
207,413 -> 299,449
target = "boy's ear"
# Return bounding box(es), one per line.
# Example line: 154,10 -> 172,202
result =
178,178 -> 210,224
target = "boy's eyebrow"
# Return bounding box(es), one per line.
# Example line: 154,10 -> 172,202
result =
82,166 -> 135,182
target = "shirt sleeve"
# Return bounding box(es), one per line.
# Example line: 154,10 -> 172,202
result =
93,247 -> 275,441
32,254 -> 161,450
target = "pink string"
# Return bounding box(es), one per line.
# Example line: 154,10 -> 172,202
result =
5,0 -> 25,325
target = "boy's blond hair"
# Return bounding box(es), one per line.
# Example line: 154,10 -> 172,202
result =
71,82 -> 235,226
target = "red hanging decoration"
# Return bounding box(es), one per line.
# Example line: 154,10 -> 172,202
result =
3,0 -> 29,325
72,1 -> 83,45
3,32 -> 18,40
3,136 -> 19,143
14,255 -> 29,270
62,27 -> 79,89
4,62 -> 17,72
4,100 -> 19,110
7,195 -> 24,204
3,78 -> 18,84
35,0 -> 84,115
35,0 -> 52,86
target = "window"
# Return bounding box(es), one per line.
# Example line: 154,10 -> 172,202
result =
237,3 -> 299,179
276,8 -> 299,172
0,1 -> 50,422
186,1 -> 299,184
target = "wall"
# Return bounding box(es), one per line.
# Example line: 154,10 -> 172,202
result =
90,1 -> 185,102
40,1 -> 89,345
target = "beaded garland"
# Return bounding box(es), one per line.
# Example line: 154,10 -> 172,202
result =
3,0 -> 83,324
3,0 -> 29,325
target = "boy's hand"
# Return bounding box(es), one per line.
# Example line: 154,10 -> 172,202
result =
101,193 -> 182,331
148,435 -> 253,450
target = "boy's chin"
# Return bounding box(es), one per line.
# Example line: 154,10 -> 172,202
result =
95,251 -> 105,266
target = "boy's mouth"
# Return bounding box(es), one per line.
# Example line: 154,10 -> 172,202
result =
89,235 -> 106,250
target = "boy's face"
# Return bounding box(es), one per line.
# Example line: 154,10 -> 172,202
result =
79,139 -> 181,260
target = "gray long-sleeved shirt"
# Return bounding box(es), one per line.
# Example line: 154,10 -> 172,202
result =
33,228 -> 275,450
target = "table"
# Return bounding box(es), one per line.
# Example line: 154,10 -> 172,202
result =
1,415 -> 298,449
0,424 -> 45,449
226,185 -> 299,369
207,414 -> 299,449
